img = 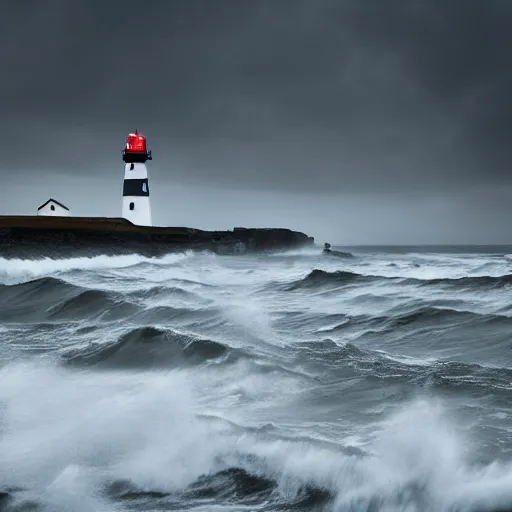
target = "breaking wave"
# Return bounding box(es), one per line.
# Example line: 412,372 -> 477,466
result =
2,362 -> 512,512
62,327 -> 233,369
285,268 -> 512,293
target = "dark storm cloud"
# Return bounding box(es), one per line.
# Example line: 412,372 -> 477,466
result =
1,0 -> 511,193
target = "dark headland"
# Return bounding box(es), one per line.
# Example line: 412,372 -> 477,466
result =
0,215 -> 315,259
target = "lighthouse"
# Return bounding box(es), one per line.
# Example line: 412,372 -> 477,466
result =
121,130 -> 153,226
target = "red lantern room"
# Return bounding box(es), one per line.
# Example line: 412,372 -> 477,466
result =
122,130 -> 152,163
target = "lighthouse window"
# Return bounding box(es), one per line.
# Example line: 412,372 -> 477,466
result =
129,202 -> 135,211
130,163 -> 134,170
123,178 -> 149,196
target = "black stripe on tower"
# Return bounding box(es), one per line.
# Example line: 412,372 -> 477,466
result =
123,178 -> 150,197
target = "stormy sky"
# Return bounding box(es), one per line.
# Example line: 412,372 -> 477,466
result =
1,0 -> 511,244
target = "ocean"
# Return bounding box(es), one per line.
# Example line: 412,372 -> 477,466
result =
1,245 -> 512,512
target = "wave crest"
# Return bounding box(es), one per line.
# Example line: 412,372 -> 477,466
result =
62,327 -> 231,369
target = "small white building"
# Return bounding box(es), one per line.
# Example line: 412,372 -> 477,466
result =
37,198 -> 70,217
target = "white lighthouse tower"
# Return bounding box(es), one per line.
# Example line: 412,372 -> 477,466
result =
121,130 -> 152,226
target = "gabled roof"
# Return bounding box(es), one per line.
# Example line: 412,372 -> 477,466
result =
37,198 -> 70,211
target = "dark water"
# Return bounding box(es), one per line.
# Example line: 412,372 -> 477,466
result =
2,246 -> 512,511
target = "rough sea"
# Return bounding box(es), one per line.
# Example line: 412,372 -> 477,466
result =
1,245 -> 512,512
